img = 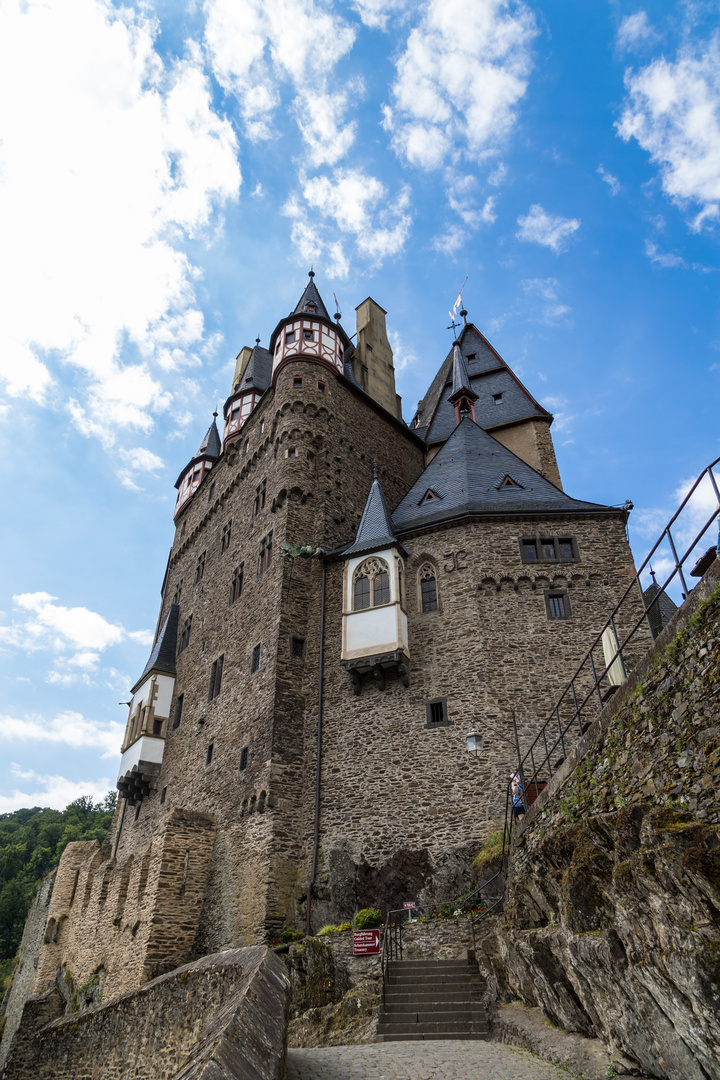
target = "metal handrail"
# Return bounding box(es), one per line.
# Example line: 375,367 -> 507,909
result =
512,456 -> 720,815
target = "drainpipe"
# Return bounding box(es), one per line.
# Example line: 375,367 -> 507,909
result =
306,556 -> 326,938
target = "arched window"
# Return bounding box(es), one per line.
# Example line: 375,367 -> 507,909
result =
353,557 -> 391,610
419,564 -> 438,612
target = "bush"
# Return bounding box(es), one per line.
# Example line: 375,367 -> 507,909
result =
471,827 -> 507,875
337,922 -> 352,932
281,928 -> 303,944
353,907 -> 383,930
317,924 -> 339,936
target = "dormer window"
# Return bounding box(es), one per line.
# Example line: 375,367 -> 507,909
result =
352,557 -> 391,610
305,302 -> 317,313
493,393 -> 503,405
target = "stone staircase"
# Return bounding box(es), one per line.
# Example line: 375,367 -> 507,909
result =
376,956 -> 489,1042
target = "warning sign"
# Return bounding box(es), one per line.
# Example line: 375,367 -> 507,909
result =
352,929 -> 381,955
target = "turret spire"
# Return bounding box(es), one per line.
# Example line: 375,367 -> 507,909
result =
448,340 -> 478,424
343,467 -> 399,558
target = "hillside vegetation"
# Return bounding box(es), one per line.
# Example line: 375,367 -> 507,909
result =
0,793 -> 116,985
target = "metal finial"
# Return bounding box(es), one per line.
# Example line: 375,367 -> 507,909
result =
333,292 -> 342,322
649,565 -> 657,583
460,308 -> 468,326
308,267 -> 315,278
256,335 -> 261,345
212,408 -> 218,420
372,460 -> 379,481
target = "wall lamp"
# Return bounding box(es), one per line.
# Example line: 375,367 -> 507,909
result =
466,730 -> 483,757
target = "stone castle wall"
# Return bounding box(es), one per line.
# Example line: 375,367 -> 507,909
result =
478,561 -> 720,1080
20,808 -> 215,1012
0,872 -> 55,1060
5,947 -> 289,1080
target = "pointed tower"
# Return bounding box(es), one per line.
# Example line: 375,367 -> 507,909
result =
411,317 -> 562,487
223,337 -> 272,445
269,270 -> 352,384
447,339 -> 478,424
341,466 -> 410,694
173,413 -> 221,519
117,603 -> 179,804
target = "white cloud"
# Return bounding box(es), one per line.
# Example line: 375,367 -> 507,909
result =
204,0 -> 356,157
0,593 -> 152,678
349,0 -> 408,30
388,330 -> 419,375
384,0 -> 536,171
541,393 -> 574,433
0,0 -> 240,453
284,170 -> 412,276
645,240 -> 686,267
0,711 -> 123,758
617,34 -> 720,228
516,205 -> 580,252
597,164 -> 621,195
0,764 -> 114,813
617,11 -> 659,52
522,278 -> 571,324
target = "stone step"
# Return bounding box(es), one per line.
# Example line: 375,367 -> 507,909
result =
376,1029 -> 488,1042
379,1009 -> 487,1026
388,959 -> 476,970
384,989 -> 485,1004
388,973 -> 482,985
381,1000 -> 487,1015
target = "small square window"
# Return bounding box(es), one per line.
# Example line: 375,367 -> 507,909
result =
251,644 -> 261,673
291,636 -> 305,660
160,787 -> 167,805
206,742 -> 214,766
493,393 -> 503,405
521,540 -> 537,562
546,590 -> 571,620
293,377 -> 303,389
303,329 -> 314,340
239,746 -> 249,772
425,697 -> 451,728
287,448 -> 296,459
307,451 -> 315,462
317,381 -> 326,394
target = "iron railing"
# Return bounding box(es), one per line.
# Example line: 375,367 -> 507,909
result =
512,455 -> 720,816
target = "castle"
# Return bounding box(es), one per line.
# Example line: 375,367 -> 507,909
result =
9,274 -> 647,1009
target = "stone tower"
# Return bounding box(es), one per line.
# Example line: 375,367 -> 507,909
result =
20,274 -> 646,1004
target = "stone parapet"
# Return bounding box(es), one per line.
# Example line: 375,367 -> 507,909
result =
6,946 -> 290,1080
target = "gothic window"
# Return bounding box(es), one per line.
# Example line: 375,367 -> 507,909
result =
195,551 -> 206,583
178,615 -> 192,654
230,564 -> 244,604
520,537 -> 578,563
221,520 -> 232,554
419,564 -> 438,612
208,654 -> 224,701
352,557 -> 391,611
258,531 -> 273,575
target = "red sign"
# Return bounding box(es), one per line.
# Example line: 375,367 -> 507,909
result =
352,929 -> 381,955
403,902 -> 416,909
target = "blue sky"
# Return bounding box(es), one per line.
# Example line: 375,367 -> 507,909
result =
1,0 -> 719,811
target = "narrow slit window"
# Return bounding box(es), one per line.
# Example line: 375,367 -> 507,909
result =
178,616 -> 193,654
208,480 -> 216,502
251,643 -> 261,673
230,564 -> 244,604
208,654 -> 224,701
172,693 -> 184,730
221,520 -> 232,554
206,742 -> 214,766
239,746 -> 249,772
160,787 -> 167,805
195,551 -> 206,583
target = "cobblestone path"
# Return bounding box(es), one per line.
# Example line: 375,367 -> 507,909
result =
286,1041 -> 574,1079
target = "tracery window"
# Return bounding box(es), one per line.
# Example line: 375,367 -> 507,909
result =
352,557 -> 391,611
419,564 -> 438,612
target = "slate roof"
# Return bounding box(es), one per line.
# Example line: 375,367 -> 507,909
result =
343,473 -> 401,557
643,581 -> 678,641
133,603 -> 179,691
195,416 -> 221,460
450,340 -> 475,398
392,417 -> 613,533
293,273 -> 330,320
413,323 -> 551,446
237,343 -> 272,395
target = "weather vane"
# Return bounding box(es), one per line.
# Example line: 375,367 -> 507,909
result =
446,276 -> 468,337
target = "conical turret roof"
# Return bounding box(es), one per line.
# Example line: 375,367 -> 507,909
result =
195,414 -> 221,459
293,271 -> 330,320
343,469 -> 402,558
132,603 -> 179,692
450,340 -> 475,398
237,341 -> 272,395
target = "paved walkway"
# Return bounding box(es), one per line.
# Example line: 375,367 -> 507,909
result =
286,1041 -> 574,1079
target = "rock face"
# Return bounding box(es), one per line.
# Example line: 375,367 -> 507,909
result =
478,571 -> 720,1080
4,946 -> 290,1080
